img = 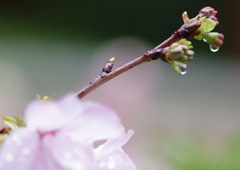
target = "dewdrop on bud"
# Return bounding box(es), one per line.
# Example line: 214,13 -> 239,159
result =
201,32 -> 224,52
171,61 -> 187,75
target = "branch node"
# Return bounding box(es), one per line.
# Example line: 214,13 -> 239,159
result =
177,22 -> 201,38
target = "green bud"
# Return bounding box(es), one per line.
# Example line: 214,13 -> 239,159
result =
170,61 -> 187,75
192,7 -> 224,51
165,39 -> 194,75
201,32 -> 224,52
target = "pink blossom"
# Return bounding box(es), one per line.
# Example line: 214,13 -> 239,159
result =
0,94 -> 135,170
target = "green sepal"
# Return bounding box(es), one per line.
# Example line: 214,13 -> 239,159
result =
36,94 -> 55,101
2,115 -> 25,130
15,116 -> 25,127
194,19 -> 218,40
2,115 -> 18,130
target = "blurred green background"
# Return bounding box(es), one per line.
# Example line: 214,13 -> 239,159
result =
0,0 -> 239,169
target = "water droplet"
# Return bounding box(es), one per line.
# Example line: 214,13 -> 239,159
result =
180,70 -> 187,75
210,45 -> 219,52
176,62 -> 187,75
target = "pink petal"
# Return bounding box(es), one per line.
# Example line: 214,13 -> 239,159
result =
94,148 -> 136,170
94,130 -> 136,170
42,132 -> 94,170
0,129 -> 39,170
65,101 -> 123,143
25,95 -> 82,132
95,129 -> 134,155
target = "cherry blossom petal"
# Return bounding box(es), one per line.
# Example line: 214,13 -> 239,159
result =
0,94 -> 135,170
94,130 -> 136,170
65,101 -> 123,143
0,129 -> 39,170
95,129 -> 134,154
25,95 -> 82,132
43,133 -> 94,170
95,148 -> 136,170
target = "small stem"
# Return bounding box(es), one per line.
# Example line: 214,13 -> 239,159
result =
76,55 -> 150,99
76,21 -> 200,99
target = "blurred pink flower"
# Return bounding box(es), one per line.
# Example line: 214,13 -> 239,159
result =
0,94 -> 135,170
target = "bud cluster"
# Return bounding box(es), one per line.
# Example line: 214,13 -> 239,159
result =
164,39 -> 194,75
184,7 -> 224,52
160,6 -> 224,75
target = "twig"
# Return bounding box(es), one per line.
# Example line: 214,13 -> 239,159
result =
76,21 -> 200,99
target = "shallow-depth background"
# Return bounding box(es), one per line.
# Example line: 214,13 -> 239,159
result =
0,0 -> 239,169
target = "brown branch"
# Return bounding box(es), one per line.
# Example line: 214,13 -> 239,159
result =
76,21 -> 200,99
76,55 -> 150,99
153,22 -> 201,51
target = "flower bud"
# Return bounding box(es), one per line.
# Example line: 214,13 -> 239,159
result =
198,7 -> 218,18
208,15 -> 219,24
170,61 -> 187,75
198,7 -> 219,25
181,7 -> 220,41
185,50 -> 194,60
187,6 -> 224,51
165,39 -> 194,75
201,32 -> 224,52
